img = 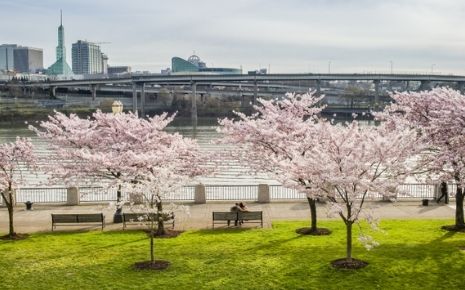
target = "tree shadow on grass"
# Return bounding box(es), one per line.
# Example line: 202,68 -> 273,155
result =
243,234 -> 305,253
191,227 -> 256,236
433,230 -> 458,242
291,238 -> 465,289
18,233 -> 148,261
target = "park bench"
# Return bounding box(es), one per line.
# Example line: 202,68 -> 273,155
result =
51,213 -> 105,231
238,211 -> 263,227
122,212 -> 175,230
212,211 -> 263,228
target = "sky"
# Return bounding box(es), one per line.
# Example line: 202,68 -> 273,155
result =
1,0 -> 465,74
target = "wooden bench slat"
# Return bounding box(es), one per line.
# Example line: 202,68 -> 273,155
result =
212,211 -> 263,228
213,212 -> 237,220
238,211 -> 262,220
51,213 -> 105,231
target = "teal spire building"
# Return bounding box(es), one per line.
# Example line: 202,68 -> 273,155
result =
47,10 -> 72,76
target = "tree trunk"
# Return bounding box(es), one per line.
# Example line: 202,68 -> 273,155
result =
346,222 -> 353,261
307,197 -> 318,232
8,203 -> 15,237
150,227 -> 155,264
6,186 -> 16,237
156,201 -> 166,236
455,186 -> 465,229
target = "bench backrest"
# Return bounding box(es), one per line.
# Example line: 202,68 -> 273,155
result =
52,214 -> 78,223
213,212 -> 237,220
52,213 -> 103,223
77,214 -> 104,223
238,211 -> 262,220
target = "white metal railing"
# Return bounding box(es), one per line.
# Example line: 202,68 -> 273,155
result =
10,183 -> 459,204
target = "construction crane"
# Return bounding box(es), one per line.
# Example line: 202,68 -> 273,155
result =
83,40 -> 111,45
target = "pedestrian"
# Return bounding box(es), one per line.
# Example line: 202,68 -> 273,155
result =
437,181 -> 449,204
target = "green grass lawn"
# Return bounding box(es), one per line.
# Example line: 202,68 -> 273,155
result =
1,220 -> 464,290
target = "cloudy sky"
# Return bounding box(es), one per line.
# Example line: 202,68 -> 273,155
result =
2,0 -> 465,74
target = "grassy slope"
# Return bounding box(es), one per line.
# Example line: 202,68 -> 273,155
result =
0,220 -> 464,290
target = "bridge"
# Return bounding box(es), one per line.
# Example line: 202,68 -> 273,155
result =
5,73 -> 465,120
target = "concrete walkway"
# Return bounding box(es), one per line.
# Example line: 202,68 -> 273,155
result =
0,201 -> 457,234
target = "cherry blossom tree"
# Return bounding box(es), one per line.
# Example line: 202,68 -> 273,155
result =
379,88 -> 465,231
220,93 -> 420,269
285,120 -> 420,268
124,169 -> 191,270
219,92 -> 330,235
31,110 -> 205,228
0,137 -> 36,239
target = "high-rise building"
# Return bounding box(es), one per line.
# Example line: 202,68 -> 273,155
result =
72,40 -> 106,75
0,44 -> 18,72
101,53 -> 108,74
47,10 -> 72,76
13,47 -> 43,73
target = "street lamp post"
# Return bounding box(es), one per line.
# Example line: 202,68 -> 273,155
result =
112,100 -> 123,114
111,100 -> 124,223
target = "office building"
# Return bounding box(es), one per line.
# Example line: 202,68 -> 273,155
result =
72,40 -> 106,75
0,44 -> 18,72
13,46 -> 43,73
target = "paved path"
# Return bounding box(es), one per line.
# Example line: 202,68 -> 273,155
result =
0,201 -> 457,234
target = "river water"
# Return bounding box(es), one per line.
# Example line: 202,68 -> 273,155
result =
0,117 -> 278,187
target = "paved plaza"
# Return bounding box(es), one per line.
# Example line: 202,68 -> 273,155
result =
0,200 -> 457,234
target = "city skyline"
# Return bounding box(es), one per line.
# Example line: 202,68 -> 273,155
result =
1,0 -> 465,74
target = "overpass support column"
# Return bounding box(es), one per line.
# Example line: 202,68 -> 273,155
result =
50,86 -> 57,98
316,80 -> 321,95
373,80 -> 380,110
419,80 -> 432,91
457,81 -> 465,93
140,83 -> 146,117
253,80 -> 258,105
132,82 -> 138,115
405,81 -> 410,91
191,82 -> 198,127
90,84 -> 97,101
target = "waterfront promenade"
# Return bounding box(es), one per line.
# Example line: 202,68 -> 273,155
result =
0,201 -> 456,233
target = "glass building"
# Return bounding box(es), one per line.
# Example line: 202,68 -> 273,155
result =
13,47 -> 43,73
72,40 -> 106,75
0,44 -> 18,72
47,11 -> 72,76
171,54 -> 241,74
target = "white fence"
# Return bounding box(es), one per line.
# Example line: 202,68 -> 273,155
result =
0,183 -> 458,205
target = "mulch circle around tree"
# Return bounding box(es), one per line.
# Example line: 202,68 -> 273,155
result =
134,260 -> 171,270
296,227 -> 332,236
441,225 -> 465,232
144,229 -> 183,239
0,233 -> 29,241
331,258 -> 368,270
